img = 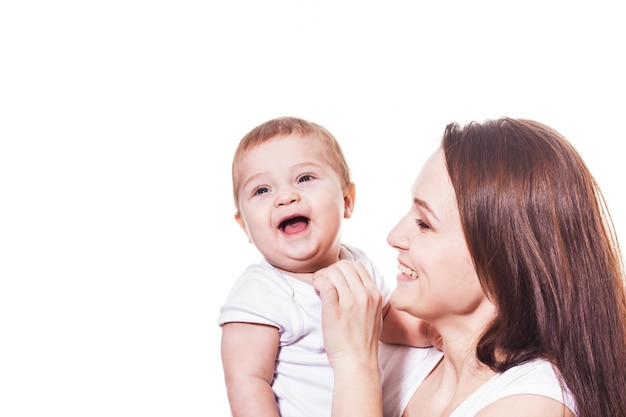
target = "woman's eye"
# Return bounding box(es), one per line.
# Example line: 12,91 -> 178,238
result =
298,175 -> 313,183
415,219 -> 430,231
254,187 -> 270,195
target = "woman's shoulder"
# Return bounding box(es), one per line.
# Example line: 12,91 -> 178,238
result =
454,359 -> 576,416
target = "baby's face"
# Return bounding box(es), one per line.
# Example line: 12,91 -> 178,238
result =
234,134 -> 353,274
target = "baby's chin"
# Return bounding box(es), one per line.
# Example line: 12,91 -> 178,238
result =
265,249 -> 333,275
269,260 -> 317,276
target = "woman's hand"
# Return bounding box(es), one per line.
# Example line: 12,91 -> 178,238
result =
313,260 -> 383,364
313,260 -> 384,417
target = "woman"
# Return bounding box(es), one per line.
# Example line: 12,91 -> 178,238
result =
313,118 -> 626,417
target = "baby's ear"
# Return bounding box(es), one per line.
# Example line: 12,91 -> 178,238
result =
234,212 -> 252,243
343,183 -> 356,218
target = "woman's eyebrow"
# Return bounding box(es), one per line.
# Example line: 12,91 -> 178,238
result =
414,197 -> 439,222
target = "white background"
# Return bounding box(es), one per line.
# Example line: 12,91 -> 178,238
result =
1,1 -> 624,416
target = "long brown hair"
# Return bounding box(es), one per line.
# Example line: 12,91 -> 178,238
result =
441,118 -> 626,417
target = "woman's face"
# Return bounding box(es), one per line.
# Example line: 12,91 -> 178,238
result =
386,147 -> 493,324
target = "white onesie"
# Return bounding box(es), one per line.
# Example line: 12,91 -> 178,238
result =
218,244 -> 391,417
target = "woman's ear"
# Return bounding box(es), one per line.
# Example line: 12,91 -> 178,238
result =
234,212 -> 253,243
343,183 -> 356,219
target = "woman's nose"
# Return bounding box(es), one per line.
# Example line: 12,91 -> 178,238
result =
387,215 -> 408,250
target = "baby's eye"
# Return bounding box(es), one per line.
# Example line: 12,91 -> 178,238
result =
254,186 -> 270,195
415,219 -> 430,231
298,175 -> 313,183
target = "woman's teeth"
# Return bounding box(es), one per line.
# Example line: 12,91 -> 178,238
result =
399,264 -> 419,279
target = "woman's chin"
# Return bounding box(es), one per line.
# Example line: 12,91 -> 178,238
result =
389,292 -> 413,314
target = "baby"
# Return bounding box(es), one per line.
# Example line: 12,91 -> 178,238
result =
218,116 -> 433,417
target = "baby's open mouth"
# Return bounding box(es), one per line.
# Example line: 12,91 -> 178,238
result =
279,216 -> 310,234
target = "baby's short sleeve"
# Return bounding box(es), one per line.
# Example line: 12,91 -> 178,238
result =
218,263 -> 304,343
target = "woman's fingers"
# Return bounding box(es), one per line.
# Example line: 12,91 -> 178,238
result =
313,261 -> 383,364
350,261 -> 382,293
332,261 -> 382,317
315,260 -> 380,304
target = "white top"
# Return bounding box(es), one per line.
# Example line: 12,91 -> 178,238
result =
379,344 -> 577,417
218,244 -> 391,417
